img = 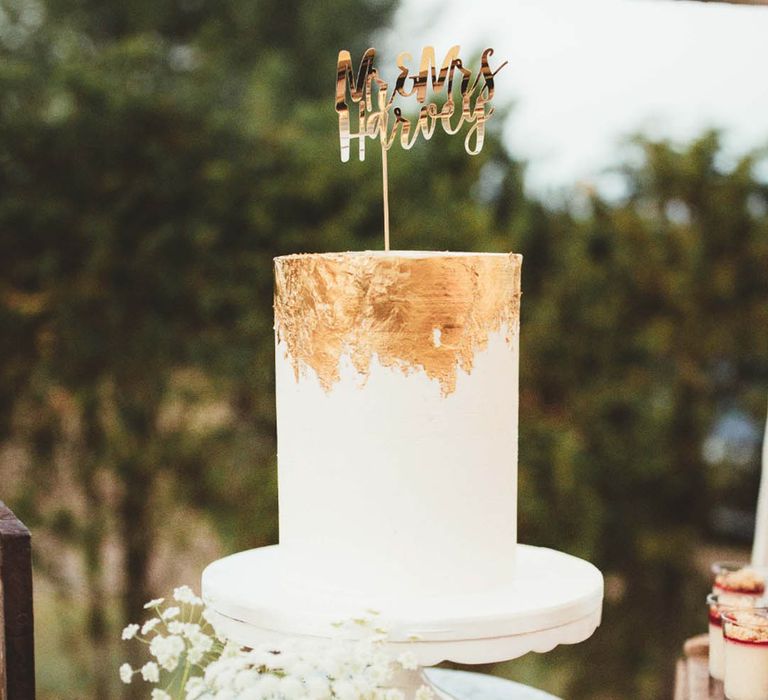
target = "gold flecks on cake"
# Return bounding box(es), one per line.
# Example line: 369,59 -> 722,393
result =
273,252 -> 522,396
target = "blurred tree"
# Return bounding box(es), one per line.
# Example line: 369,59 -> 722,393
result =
509,131 -> 768,697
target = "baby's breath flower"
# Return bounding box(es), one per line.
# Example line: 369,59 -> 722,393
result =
161,606 -> 181,621
220,640 -> 242,658
149,634 -> 185,672
230,667 -> 258,690
397,651 -> 419,671
144,598 -> 165,609
140,661 -> 160,683
142,618 -> 161,635
118,663 -> 133,684
125,592 -> 434,699
173,585 -> 204,606
332,679 -> 357,700
187,629 -> 214,664
385,690 -> 406,700
185,676 -> 207,699
167,620 -> 183,635
279,675 -> 305,698
121,623 -> 140,641
369,661 -> 393,685
255,674 -> 281,694
305,675 -> 331,699
180,622 -> 201,637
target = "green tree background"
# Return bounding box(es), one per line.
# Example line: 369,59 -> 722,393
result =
0,1 -> 766,698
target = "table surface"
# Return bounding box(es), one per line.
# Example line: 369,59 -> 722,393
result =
426,668 -> 561,700
674,635 -> 724,700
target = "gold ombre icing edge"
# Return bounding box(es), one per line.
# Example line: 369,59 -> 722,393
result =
274,252 -> 522,396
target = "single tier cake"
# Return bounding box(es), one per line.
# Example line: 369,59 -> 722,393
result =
273,251 -> 522,596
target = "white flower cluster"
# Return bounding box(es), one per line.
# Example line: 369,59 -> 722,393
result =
120,585 -> 219,695
120,587 -> 434,700
186,635 -> 433,700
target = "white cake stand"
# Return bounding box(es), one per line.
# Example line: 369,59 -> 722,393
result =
202,544 -> 603,699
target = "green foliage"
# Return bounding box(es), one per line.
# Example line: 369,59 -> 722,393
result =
510,132 -> 768,697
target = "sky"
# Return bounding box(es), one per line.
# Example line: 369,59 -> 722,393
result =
379,0 -> 768,195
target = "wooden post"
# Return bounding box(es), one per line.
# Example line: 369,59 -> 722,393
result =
0,501 -> 35,700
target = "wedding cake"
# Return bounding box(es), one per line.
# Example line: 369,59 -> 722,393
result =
273,250 -> 522,597
203,247 -> 602,666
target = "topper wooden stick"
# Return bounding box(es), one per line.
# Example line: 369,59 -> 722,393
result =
381,140 -> 390,251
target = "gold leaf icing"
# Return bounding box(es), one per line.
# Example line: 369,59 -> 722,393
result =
274,251 -> 522,396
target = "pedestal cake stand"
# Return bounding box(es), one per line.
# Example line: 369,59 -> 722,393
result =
202,543 -> 603,698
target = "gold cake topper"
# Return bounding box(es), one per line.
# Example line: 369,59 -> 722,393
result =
335,45 -> 507,250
